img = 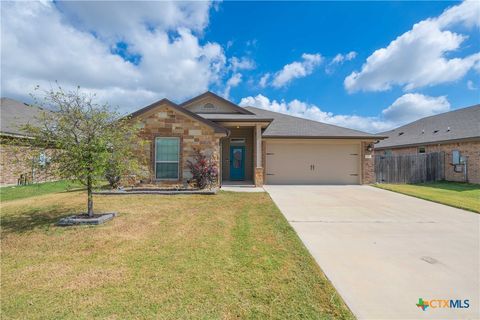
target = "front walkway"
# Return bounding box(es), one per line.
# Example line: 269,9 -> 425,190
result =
264,185 -> 480,319
221,180 -> 265,192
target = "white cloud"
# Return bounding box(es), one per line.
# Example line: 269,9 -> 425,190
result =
1,1 -> 227,112
327,51 -> 357,74
229,56 -> 255,72
467,80 -> 477,90
381,93 -> 450,123
332,51 -> 357,64
270,53 -> 323,88
223,73 -> 242,99
56,1 -> 211,39
345,0 -> 480,93
239,93 -> 450,133
259,73 -> 270,88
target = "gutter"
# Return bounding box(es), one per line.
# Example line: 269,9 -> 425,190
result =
262,135 -> 388,140
375,136 -> 480,150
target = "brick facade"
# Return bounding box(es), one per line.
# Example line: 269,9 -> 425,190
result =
136,104 -> 222,187
361,141 -> 375,184
0,141 -> 56,186
376,140 -> 480,184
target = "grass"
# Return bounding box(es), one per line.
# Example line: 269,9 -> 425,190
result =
0,180 -> 83,202
0,191 -> 353,319
375,181 -> 480,213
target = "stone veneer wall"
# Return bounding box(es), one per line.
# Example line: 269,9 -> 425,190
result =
377,140 -> 480,184
254,167 -> 264,187
137,105 -> 221,186
361,141 -> 375,184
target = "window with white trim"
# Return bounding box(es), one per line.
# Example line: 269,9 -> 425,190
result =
155,137 -> 180,180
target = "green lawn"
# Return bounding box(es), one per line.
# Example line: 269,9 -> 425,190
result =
0,180 -> 83,201
375,181 -> 480,213
0,191 -> 353,319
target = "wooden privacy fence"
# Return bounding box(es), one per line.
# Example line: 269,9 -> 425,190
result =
375,152 -> 445,183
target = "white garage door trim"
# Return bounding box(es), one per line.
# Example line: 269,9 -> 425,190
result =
265,139 -> 361,185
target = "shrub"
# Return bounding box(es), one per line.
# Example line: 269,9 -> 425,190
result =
186,149 -> 218,189
105,160 -> 121,189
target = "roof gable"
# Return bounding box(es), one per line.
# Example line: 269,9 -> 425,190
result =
129,98 -> 228,135
179,91 -> 254,115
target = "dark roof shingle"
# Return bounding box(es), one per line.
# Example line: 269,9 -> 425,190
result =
0,98 -> 48,137
244,106 -> 384,139
376,104 -> 480,149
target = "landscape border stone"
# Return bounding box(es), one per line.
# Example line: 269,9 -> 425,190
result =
57,212 -> 116,226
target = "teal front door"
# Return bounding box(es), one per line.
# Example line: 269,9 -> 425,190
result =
230,146 -> 245,180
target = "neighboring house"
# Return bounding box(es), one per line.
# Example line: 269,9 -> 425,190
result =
130,91 -> 384,187
375,104 -> 480,184
0,98 -> 53,186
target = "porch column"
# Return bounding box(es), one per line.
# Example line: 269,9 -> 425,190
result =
254,124 -> 264,187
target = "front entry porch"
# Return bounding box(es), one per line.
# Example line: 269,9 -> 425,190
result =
219,125 -> 264,187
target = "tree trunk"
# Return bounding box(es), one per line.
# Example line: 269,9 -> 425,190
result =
87,174 -> 94,217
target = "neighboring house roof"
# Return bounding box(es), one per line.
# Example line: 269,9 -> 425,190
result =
0,97 -> 48,137
179,91 -> 255,115
129,98 -> 229,135
244,106 -> 385,139
376,104 -> 480,149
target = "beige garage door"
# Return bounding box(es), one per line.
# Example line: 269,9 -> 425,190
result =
266,141 -> 360,184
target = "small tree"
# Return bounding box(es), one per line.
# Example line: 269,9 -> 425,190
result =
186,149 -> 218,189
24,86 -> 144,217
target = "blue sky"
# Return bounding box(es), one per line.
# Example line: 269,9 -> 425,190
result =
1,1 -> 479,132
208,1 -> 478,114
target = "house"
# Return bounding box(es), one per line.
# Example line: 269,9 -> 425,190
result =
375,104 -> 480,184
0,98 -> 53,186
130,91 -> 385,187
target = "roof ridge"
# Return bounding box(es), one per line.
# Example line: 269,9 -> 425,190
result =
178,91 -> 255,115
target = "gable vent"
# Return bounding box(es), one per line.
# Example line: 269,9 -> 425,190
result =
203,103 -> 215,109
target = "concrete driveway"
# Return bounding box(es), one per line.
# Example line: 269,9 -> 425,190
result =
264,185 -> 479,320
